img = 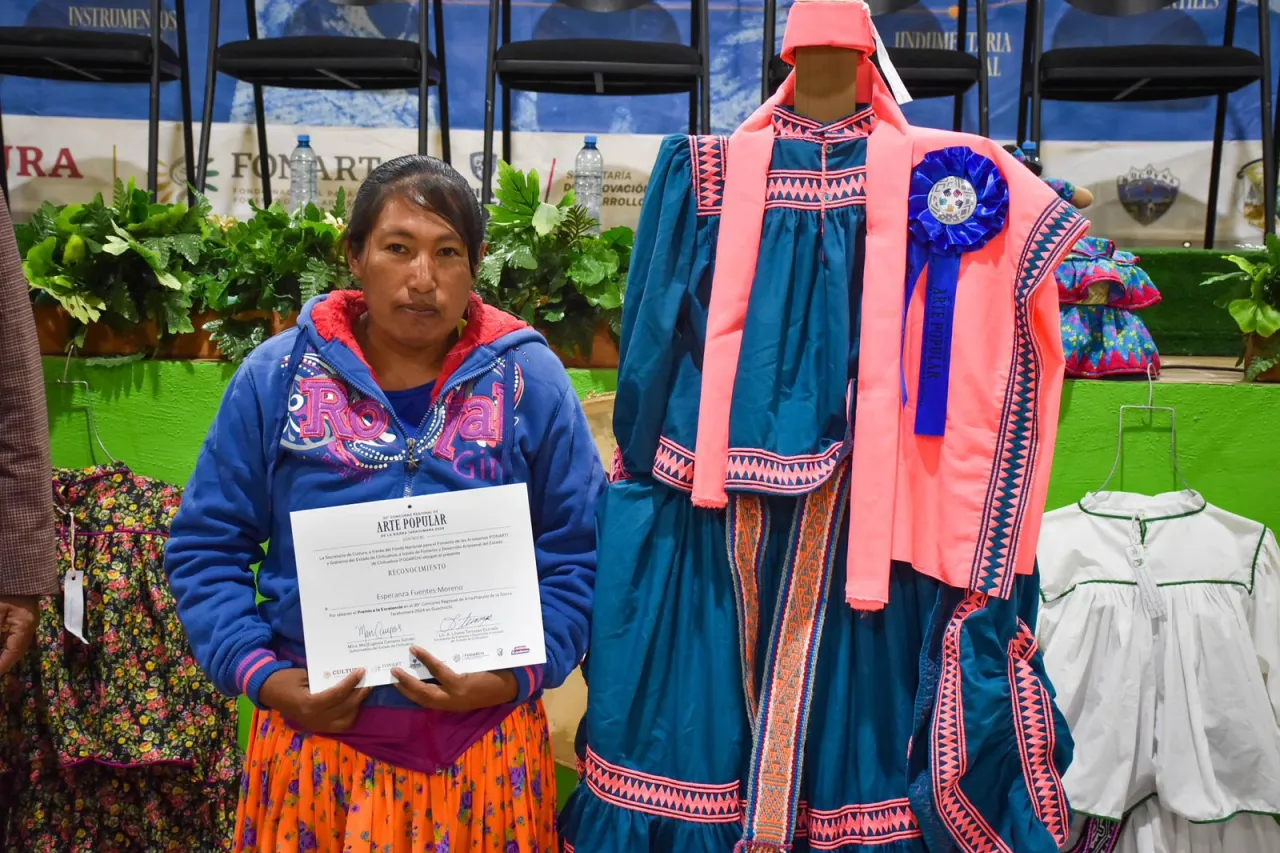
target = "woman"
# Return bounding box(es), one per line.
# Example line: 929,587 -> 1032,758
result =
165,155 -> 605,852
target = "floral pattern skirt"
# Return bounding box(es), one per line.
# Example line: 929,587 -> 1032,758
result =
235,701 -> 558,853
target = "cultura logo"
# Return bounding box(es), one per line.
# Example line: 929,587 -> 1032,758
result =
157,156 -> 219,203
1117,165 -> 1179,226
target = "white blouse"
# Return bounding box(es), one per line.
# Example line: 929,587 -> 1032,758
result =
1037,491 -> 1280,832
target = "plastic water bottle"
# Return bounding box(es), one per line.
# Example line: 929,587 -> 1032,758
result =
574,135 -> 604,232
289,134 -> 319,213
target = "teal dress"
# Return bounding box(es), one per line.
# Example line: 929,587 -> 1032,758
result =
562,107 -> 1073,853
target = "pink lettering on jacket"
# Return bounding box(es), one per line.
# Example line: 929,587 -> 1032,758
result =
297,377 -> 389,442
435,384 -> 505,462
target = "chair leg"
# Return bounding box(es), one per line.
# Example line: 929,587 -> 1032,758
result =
176,0 -> 195,206
252,85 -> 271,205
761,0 -> 777,104
689,91 -> 697,135
147,0 -> 162,197
1257,0 -> 1275,237
197,0 -> 220,193
1204,92 -> 1228,249
433,0 -> 452,164
697,0 -> 711,133
955,0 -> 968,132
500,0 -> 512,165
417,1 -> 429,158
481,0 -> 500,204
976,0 -> 990,137
1029,0 -> 1045,153
1015,0 -> 1035,146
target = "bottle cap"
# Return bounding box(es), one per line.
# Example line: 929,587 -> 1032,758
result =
584,135 -> 597,146
298,134 -> 311,145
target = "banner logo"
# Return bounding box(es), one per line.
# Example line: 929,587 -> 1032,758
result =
1117,165 -> 1179,226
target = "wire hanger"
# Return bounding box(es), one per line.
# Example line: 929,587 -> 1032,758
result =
1093,363 -> 1194,496
56,349 -> 118,465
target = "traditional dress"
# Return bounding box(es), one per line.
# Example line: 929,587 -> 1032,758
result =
562,4 -> 1087,852
1037,493 -> 1280,853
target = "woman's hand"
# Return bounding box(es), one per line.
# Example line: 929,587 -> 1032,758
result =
258,668 -> 372,733
391,646 -> 519,712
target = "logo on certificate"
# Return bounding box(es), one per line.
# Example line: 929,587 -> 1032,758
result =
512,645 -> 530,656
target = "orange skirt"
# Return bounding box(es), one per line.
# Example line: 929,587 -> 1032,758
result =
234,701 -> 559,853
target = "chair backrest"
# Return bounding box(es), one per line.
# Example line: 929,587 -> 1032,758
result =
1061,0 -> 1178,17
866,0 -> 926,17
553,0 -> 661,12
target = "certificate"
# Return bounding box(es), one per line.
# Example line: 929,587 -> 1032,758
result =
290,483 -> 546,691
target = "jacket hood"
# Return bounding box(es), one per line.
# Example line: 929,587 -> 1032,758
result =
298,290 -> 543,399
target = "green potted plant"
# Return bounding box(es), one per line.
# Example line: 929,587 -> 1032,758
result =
18,179 -> 216,356
194,191 -> 352,362
1201,233 -> 1280,382
477,160 -> 631,367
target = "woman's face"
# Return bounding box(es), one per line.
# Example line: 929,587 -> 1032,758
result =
348,195 -> 478,353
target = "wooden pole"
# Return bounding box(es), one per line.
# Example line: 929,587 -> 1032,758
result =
792,45 -> 861,124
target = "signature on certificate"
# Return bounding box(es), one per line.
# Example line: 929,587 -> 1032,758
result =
355,621 -> 405,640
438,612 -> 494,634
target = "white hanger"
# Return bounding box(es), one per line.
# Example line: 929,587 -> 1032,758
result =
1092,363 -> 1194,496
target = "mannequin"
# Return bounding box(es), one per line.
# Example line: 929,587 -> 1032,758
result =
792,45 -> 860,124
562,3 -> 1089,852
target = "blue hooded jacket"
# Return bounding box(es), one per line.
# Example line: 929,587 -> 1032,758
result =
165,291 -> 605,714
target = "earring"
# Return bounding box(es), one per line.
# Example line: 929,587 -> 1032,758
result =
457,316 -> 468,336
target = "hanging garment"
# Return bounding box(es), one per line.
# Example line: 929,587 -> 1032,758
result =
0,464 -> 240,853
1037,491 -> 1280,853
561,3 -> 1083,845
1057,237 -> 1162,379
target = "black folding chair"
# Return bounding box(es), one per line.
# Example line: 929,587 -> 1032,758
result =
762,0 -> 990,137
0,0 -> 195,202
197,0 -> 450,206
1017,0 -> 1274,247
480,0 -> 711,204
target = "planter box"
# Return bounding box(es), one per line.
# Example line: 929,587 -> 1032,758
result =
547,322 -> 619,369
34,305 -> 301,360
33,305 -> 158,357
1245,332 -> 1280,382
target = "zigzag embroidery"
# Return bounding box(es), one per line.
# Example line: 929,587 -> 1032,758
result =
608,446 -> 630,484
773,105 -> 878,141
652,437 -> 844,496
583,747 -> 742,824
653,436 -> 696,491
724,444 -> 844,494
970,200 -> 1089,598
765,167 -> 868,211
804,799 -> 924,848
1009,620 -> 1070,847
932,593 -> 1015,853
690,135 -> 728,216
581,749 -> 922,844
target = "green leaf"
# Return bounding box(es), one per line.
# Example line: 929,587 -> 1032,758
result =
601,226 -> 634,249
532,202 -> 563,237
543,308 -> 566,323
1255,303 -> 1280,338
1224,254 -> 1260,276
168,233 -> 203,265
23,236 -> 59,278
332,186 -> 348,220
1245,348 -> 1280,381
298,256 -> 332,303
1228,298 -> 1264,334
509,244 -> 537,270
102,235 -> 131,257
1265,233 -> 1280,268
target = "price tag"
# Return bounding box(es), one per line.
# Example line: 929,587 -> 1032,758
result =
1125,543 -> 1166,619
63,568 -> 87,643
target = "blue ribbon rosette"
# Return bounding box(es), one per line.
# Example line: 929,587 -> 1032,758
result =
902,146 -> 1009,437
